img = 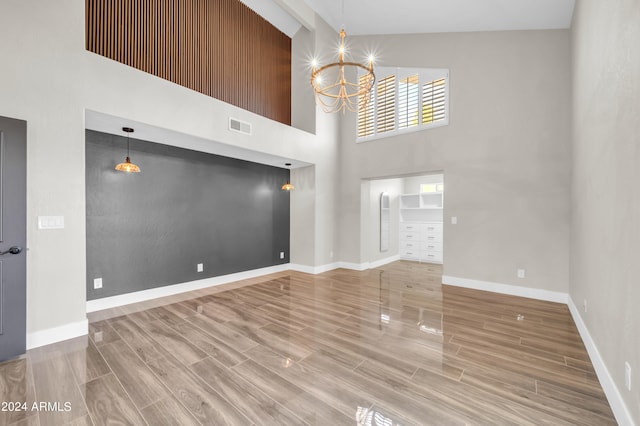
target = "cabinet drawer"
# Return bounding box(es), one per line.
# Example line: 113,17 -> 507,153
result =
421,242 -> 442,252
400,241 -> 420,250
400,248 -> 420,259
422,251 -> 443,263
400,231 -> 421,241
422,233 -> 442,243
424,223 -> 443,234
400,223 -> 424,232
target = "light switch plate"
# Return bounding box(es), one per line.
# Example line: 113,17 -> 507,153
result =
38,215 -> 65,229
451,216 -> 457,225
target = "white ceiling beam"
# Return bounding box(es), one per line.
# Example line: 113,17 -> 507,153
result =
272,0 -> 316,31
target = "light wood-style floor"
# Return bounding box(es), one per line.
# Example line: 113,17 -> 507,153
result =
0,261 -> 616,425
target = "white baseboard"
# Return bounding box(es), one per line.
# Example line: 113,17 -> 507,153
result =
289,255 -> 400,274
567,297 -> 635,426
86,264 -> 290,313
367,254 -> 401,269
337,261 -> 367,271
27,319 -> 89,350
441,275 -> 569,304
289,262 -> 340,274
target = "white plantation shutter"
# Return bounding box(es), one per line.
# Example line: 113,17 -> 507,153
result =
422,78 -> 446,124
376,75 -> 396,133
357,74 -> 375,138
357,67 -> 448,141
398,74 -> 419,129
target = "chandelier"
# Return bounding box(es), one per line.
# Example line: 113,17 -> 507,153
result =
311,28 -> 375,113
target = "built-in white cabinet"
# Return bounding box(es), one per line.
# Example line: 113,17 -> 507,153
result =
399,188 -> 443,264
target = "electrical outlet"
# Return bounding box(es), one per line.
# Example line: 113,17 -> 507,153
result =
625,362 -> 632,391
93,278 -> 102,289
583,299 -> 588,313
93,331 -> 103,343
197,263 -> 203,272
451,216 -> 457,225
517,269 -> 525,279
280,251 -> 285,259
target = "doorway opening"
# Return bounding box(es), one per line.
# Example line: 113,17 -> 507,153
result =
360,172 -> 444,268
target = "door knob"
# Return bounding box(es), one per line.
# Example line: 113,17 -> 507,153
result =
0,246 -> 22,256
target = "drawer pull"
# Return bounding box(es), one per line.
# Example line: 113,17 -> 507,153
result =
427,227 -> 434,230
428,246 -> 435,249
428,236 -> 435,240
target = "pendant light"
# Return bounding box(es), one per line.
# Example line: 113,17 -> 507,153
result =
115,127 -> 141,173
282,163 -> 294,191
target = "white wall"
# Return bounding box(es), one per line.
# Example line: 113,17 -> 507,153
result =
0,0 -> 340,341
571,0 -> 640,423
338,30 -> 572,293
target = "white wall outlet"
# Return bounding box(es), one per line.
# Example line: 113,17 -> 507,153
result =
451,216 -> 457,225
583,299 -> 588,313
280,251 -> 285,259
330,250 -> 334,259
517,269 -> 525,278
93,278 -> 102,289
625,362 -> 632,391
93,331 -> 103,343
197,263 -> 203,272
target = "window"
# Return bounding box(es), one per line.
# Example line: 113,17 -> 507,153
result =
420,183 -> 444,193
357,67 -> 449,141
376,75 -> 396,133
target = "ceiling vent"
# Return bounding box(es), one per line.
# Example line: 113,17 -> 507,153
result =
229,118 -> 252,135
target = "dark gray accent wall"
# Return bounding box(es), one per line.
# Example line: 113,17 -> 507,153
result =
86,129 -> 290,300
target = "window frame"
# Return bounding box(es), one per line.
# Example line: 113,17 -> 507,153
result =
356,67 -> 450,143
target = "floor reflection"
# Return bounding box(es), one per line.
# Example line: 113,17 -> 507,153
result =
0,261 -> 616,426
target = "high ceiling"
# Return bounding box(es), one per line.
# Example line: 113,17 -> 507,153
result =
240,0 -> 576,38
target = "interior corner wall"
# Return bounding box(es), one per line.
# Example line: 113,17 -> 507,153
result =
0,0 -> 340,341
338,29 -> 572,293
86,130 -> 290,300
571,1 -> 640,422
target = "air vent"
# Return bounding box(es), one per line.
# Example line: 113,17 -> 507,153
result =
229,118 -> 252,135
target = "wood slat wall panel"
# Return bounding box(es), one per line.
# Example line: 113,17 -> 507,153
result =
86,0 -> 291,125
